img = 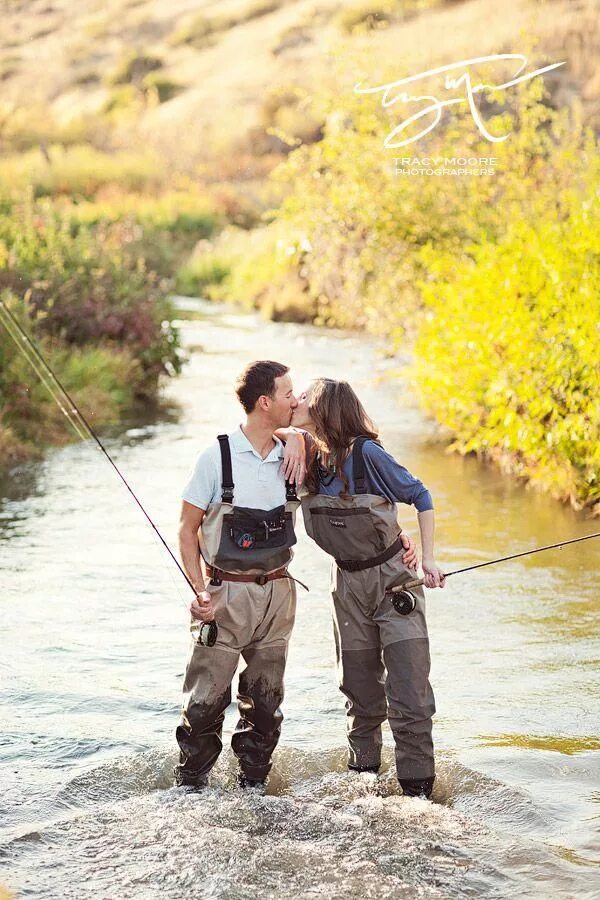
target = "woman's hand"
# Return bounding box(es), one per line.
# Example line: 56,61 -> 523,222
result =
190,590 -> 215,622
400,532 -> 418,571
281,431 -> 306,487
422,557 -> 446,589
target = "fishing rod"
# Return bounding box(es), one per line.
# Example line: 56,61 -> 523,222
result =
388,532 -> 600,614
0,299 -> 217,646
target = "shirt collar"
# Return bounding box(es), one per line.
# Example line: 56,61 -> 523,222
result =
230,425 -> 284,460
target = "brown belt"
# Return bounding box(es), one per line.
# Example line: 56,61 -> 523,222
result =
205,564 -> 290,586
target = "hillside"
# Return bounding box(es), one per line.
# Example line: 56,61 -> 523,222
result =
1,0 -> 598,168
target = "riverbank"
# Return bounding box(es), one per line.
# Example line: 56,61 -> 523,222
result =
0,161 -> 237,468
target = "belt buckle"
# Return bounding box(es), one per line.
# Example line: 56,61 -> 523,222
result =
254,573 -> 269,586
210,569 -> 223,587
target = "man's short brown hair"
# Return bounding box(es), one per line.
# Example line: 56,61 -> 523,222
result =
235,360 -> 290,413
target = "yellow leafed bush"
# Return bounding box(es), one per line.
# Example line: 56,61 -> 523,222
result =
413,157 -> 600,510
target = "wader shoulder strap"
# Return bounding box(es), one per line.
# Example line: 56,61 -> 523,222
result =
352,436 -> 370,494
218,433 -> 297,503
217,434 -> 234,503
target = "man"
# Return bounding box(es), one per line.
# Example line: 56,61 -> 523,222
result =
174,360 -> 304,789
174,359 -> 417,789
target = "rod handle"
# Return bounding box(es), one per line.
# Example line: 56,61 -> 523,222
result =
391,573 -> 449,591
400,577 -> 425,590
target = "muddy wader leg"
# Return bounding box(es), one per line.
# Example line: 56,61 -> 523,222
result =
332,567 -> 387,772
174,642 -> 240,786
175,580 -> 245,787
231,642 -> 289,783
231,578 -> 296,783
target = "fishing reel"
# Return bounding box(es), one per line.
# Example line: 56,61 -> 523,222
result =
387,586 -> 418,616
191,620 -> 218,647
386,578 -> 423,616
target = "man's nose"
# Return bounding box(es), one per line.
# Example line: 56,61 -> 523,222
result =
290,395 -> 298,408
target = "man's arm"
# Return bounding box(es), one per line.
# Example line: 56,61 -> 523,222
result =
179,501 -> 206,592
179,501 -> 215,621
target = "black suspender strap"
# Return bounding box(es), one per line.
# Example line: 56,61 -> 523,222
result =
352,436 -> 370,494
217,434 -> 234,503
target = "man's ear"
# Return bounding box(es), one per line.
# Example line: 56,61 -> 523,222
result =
257,395 -> 270,412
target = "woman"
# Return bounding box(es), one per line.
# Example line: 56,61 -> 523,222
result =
288,378 -> 445,799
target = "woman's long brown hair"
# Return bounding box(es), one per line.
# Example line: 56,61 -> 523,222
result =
305,378 -> 378,495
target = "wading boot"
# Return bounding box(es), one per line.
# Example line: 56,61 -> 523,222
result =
399,776 -> 435,799
174,767 -> 209,790
237,772 -> 267,794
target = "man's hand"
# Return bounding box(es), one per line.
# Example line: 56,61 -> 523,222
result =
400,532 -> 418,571
190,590 -> 215,622
422,557 -> 446,589
281,431 -> 306,487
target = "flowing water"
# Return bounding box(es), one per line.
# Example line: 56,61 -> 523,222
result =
1,300 -> 598,899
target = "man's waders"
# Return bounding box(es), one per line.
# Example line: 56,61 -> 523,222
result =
175,434 -> 300,787
301,437 -> 436,797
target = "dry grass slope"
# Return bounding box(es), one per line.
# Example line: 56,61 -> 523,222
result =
0,0 -> 597,167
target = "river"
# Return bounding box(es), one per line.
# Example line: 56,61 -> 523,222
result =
1,299 -> 598,899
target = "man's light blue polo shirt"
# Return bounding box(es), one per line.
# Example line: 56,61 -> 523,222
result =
182,426 -> 287,511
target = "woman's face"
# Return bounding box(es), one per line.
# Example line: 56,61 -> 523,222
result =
291,386 -> 314,430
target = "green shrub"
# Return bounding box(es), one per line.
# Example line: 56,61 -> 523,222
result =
102,84 -> 140,115
176,255 -> 230,297
141,72 -> 182,103
0,295 -> 142,461
169,14 -> 231,48
170,1 -> 281,48
336,0 -> 442,32
73,68 -> 100,85
107,51 -> 162,87
0,192 -> 183,390
0,144 -> 162,199
239,0 -> 281,22
336,1 -> 397,33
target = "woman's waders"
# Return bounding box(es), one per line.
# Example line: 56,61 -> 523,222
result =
302,437 -> 436,798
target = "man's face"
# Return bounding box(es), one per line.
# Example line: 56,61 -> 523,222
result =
266,373 -> 297,427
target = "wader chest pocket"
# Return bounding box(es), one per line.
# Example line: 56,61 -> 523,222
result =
309,506 -> 385,558
227,505 -> 292,551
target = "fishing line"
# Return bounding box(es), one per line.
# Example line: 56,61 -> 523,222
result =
389,532 -> 600,614
0,299 -> 217,646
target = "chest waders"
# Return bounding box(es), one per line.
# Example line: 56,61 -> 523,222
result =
199,434 -> 301,579
301,437 -> 404,569
174,434 -> 303,788
302,437 -> 436,798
